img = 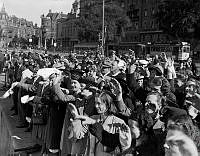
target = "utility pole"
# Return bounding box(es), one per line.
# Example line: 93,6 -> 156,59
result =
102,0 -> 105,57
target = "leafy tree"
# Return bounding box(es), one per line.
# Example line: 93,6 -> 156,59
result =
156,0 -> 200,48
76,1 -> 130,43
12,35 -> 20,46
19,37 -> 28,49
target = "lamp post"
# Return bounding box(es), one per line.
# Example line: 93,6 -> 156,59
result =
102,0 -> 105,57
53,42 -> 57,53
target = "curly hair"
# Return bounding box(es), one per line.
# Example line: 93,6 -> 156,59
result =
169,114 -> 200,150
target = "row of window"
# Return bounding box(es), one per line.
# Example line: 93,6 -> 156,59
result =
57,25 -> 77,38
123,33 -> 167,43
144,7 -> 156,17
141,34 -> 168,43
143,20 -> 158,29
127,20 -> 158,30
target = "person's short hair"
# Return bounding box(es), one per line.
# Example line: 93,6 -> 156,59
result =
169,114 -> 200,149
165,128 -> 198,156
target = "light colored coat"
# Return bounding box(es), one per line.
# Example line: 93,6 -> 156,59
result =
86,115 -> 132,156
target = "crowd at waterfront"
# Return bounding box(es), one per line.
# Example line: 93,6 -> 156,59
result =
0,49 -> 200,156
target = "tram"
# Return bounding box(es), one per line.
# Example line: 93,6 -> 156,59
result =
146,42 -> 190,61
107,42 -> 191,61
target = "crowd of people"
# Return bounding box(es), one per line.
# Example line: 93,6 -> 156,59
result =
1,49 -> 200,156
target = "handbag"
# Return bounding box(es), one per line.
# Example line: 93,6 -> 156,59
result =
32,104 -> 49,125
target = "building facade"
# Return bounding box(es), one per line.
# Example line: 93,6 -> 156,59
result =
56,0 -> 175,54
56,0 -> 81,52
56,14 -> 79,51
0,4 -> 37,48
124,0 -> 173,44
40,9 -> 68,50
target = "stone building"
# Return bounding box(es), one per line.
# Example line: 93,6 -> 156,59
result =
124,0 -> 171,44
0,4 -> 37,48
40,9 -> 67,49
56,14 -> 79,51
56,0 -> 80,51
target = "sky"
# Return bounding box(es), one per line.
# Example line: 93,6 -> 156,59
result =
0,0 -> 74,26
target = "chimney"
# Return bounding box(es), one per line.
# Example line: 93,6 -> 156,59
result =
49,9 -> 52,13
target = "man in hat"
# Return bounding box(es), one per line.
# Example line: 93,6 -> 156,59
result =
108,59 -> 126,80
0,50 -> 5,73
134,74 -> 148,105
96,60 -> 112,86
101,59 -> 112,77
150,77 -> 178,108
184,79 -> 200,123
148,64 -> 173,96
51,70 -> 96,155
10,57 -> 26,116
43,72 -> 75,155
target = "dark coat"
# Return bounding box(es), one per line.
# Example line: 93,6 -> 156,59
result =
31,83 -> 51,142
44,84 -> 75,150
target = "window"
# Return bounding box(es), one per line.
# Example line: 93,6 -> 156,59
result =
152,8 -> 155,15
151,20 -> 154,29
121,2 -> 125,8
157,34 -> 160,42
143,21 -> 147,29
135,22 -> 139,30
144,9 -> 148,17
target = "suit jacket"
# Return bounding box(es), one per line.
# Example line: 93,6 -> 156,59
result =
16,65 -> 25,82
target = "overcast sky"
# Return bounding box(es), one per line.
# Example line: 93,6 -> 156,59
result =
1,0 -> 74,26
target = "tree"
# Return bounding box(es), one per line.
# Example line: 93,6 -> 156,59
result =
76,1 -> 130,43
31,35 -> 39,48
156,0 -> 200,48
19,37 -> 28,49
11,35 -> 20,47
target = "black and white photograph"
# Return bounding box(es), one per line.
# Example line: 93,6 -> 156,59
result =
0,0 -> 200,155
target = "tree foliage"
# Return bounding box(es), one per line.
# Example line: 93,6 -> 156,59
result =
76,1 -> 130,43
156,0 -> 200,42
